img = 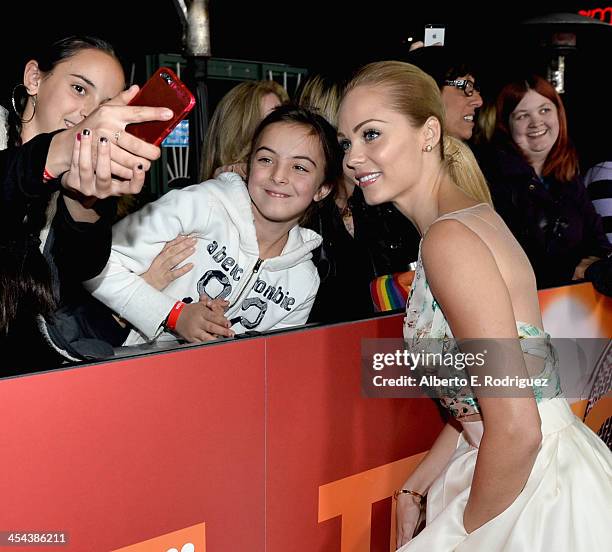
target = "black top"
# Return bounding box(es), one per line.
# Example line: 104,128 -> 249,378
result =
476,144 -> 611,289
306,187 -> 420,324
0,132 -> 116,375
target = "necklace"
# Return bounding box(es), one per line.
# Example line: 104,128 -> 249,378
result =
340,202 -> 352,219
338,201 -> 354,237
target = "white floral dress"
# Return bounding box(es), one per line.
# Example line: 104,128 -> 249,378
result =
399,205 -> 612,552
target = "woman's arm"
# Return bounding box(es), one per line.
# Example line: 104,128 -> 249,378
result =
50,134 -> 125,285
422,220 -> 542,534
398,422 -> 461,495
396,421 -> 461,547
84,191 -> 189,339
140,235 -> 196,290
0,133 -> 59,204
51,194 -> 116,287
84,187 -> 216,340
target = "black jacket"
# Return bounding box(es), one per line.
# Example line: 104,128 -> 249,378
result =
306,187 -> 420,324
0,132 -> 116,374
477,144 -> 611,289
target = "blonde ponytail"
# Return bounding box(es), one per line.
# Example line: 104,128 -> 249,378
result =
443,136 -> 492,206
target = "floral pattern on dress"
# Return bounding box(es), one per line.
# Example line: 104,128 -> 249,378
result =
403,241 -> 561,418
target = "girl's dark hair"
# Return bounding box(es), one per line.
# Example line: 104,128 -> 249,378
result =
8,35 -> 119,146
0,233 -> 56,335
248,104 -> 343,224
250,104 -> 343,184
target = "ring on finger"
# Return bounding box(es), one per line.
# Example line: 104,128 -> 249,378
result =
113,130 -> 121,144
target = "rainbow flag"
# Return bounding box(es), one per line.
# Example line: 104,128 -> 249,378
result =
370,271 -> 415,312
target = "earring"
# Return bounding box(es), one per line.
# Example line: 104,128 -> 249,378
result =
424,144 -> 433,152
11,83 -> 36,123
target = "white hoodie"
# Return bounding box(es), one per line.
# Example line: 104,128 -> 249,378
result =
85,173 -> 322,345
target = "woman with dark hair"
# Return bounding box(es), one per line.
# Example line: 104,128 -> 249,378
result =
478,74 -> 610,289
406,46 -> 484,142
0,35 -> 170,370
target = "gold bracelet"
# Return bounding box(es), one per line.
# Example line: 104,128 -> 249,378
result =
393,489 -> 424,503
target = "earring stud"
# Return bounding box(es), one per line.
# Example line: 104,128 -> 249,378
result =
424,144 -> 433,152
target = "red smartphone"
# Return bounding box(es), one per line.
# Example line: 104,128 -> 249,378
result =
125,67 -> 196,146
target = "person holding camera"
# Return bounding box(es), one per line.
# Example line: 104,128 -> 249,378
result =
0,36 -> 171,371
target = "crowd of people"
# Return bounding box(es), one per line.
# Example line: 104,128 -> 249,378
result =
1,35 -> 611,551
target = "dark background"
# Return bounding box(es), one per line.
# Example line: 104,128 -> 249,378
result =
6,0 -> 612,167
13,1 -> 605,67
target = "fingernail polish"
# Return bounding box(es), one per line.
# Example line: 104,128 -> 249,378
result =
76,133 -> 81,142
137,164 -> 143,170
99,136 -> 108,144
82,128 -> 91,136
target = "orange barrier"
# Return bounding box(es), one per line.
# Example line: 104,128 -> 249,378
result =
0,283 -> 609,551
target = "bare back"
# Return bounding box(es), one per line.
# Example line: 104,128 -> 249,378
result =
433,203 -> 543,332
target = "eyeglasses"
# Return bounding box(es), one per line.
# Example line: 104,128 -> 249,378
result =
444,79 -> 480,97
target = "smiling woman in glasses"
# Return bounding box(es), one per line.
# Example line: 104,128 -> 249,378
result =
444,78 -> 480,97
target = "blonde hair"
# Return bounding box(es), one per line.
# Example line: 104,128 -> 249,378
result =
297,74 -> 344,127
200,80 -> 289,181
472,101 -> 496,146
346,61 -> 492,205
443,136 -> 492,204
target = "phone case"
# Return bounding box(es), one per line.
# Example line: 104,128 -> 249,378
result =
125,67 -> 196,146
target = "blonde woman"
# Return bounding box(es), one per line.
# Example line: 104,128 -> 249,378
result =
297,74 -> 344,128
200,80 -> 288,181
337,61 -> 611,551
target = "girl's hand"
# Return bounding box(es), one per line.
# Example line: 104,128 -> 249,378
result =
141,235 -> 196,290
174,295 -> 234,343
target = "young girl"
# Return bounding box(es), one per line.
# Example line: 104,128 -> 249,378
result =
85,105 -> 341,344
337,61 -> 612,551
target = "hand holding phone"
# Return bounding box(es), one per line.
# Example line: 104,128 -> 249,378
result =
424,25 -> 445,47
125,67 -> 196,146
